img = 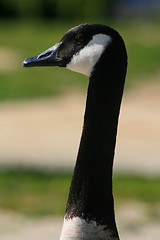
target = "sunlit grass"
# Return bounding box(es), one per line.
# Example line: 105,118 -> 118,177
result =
114,174 -> 160,203
0,20 -> 160,100
0,169 -> 159,217
0,170 -> 71,216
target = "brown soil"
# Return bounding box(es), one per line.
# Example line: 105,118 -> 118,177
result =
0,81 -> 160,174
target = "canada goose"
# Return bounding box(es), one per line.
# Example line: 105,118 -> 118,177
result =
23,24 -> 127,240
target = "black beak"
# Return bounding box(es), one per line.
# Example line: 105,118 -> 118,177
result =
22,43 -> 62,67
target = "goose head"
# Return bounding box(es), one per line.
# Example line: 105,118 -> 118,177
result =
22,24 -> 126,77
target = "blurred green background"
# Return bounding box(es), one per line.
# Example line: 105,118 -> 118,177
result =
0,0 -> 160,224
0,0 -> 160,101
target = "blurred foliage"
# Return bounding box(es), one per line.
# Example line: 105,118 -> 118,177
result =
0,0 -> 107,20
0,20 -> 160,101
0,169 -> 159,217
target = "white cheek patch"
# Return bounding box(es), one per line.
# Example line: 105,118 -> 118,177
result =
60,217 -> 116,240
66,34 -> 112,77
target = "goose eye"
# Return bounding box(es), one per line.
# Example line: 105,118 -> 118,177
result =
75,34 -> 84,45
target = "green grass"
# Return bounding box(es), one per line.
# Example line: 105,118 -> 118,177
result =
0,170 -> 71,216
0,19 -> 160,100
114,174 -> 160,203
0,169 -> 159,217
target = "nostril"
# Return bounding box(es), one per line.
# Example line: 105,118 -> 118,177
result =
38,51 -> 52,59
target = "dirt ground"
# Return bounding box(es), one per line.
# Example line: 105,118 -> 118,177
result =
0,80 -> 160,174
